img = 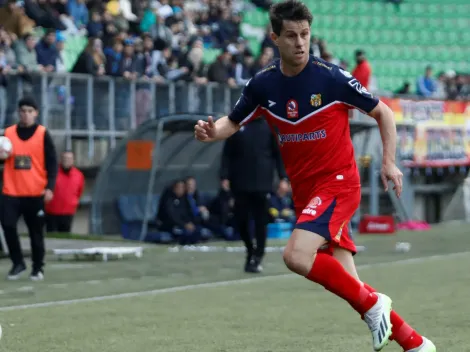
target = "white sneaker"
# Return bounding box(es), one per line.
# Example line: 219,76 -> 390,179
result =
406,337 -> 436,352
364,293 -> 393,351
30,270 -> 44,281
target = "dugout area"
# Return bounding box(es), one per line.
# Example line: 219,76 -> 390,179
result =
89,114 -> 378,240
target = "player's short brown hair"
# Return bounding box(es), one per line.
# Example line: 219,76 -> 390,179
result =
269,0 -> 313,36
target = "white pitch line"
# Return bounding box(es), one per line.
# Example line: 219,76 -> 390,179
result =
0,251 -> 468,312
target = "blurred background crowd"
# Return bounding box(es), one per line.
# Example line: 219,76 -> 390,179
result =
1,0 -> 468,100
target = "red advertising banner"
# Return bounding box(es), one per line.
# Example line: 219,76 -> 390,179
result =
381,98 -> 470,167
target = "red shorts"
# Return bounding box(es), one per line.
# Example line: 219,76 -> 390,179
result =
295,186 -> 361,255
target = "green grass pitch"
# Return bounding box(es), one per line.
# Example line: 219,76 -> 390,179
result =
0,222 -> 469,351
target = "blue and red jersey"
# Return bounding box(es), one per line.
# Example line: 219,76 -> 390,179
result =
228,56 -> 379,211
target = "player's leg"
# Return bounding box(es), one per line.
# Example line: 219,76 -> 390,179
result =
333,247 -> 435,352
293,188 -> 392,351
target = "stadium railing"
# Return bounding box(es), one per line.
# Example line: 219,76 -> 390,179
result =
1,72 -> 467,169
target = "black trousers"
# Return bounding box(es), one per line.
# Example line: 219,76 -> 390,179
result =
1,195 -> 45,270
233,192 -> 269,259
46,214 -> 73,233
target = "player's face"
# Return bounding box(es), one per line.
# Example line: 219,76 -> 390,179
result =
18,106 -> 38,126
271,20 -> 310,68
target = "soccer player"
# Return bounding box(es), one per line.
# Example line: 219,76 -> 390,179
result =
194,1 -> 436,351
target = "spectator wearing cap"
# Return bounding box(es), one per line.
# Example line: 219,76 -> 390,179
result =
35,29 -> 58,72
54,31 -> 66,72
0,0 -> 35,38
352,49 -> 372,89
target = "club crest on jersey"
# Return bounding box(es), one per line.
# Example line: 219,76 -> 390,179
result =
286,99 -> 299,119
308,196 -> 322,208
310,94 -> 322,107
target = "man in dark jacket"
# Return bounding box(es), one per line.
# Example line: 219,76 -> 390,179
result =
221,117 -> 288,273
156,180 -> 200,245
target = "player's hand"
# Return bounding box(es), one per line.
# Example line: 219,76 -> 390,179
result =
380,163 -> 403,197
194,116 -> 216,142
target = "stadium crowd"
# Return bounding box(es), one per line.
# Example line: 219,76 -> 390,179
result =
1,0 -> 468,100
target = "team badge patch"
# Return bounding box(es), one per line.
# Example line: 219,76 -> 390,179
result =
310,94 -> 322,107
308,196 -> 322,208
286,99 -> 299,119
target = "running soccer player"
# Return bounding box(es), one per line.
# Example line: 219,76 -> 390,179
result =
194,1 -> 436,351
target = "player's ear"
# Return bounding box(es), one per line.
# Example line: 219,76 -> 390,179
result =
270,31 -> 279,46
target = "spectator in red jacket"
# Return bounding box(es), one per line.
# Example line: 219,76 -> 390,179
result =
45,151 -> 84,232
352,49 -> 371,89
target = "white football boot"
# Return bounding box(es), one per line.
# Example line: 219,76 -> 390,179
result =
406,337 -> 436,352
364,293 -> 393,351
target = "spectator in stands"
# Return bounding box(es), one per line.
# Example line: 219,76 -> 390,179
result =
156,179 -> 201,245
268,181 -> 295,224
395,81 -> 411,95
260,24 -> 279,58
0,42 -> 8,127
45,150 -> 84,233
208,48 -> 236,87
251,46 -> 274,74
104,38 -> 123,76
154,44 -> 189,81
416,65 -> 437,97
208,179 -> 236,240
35,29 -> 58,72
352,49 -> 372,89
432,72 -> 448,100
24,0 -> 66,31
213,7 -> 240,47
48,0 -> 79,34
0,29 -> 17,68
67,0 -> 88,30
309,36 -> 321,57
448,74 -> 470,101
233,50 -> 254,86
87,10 -> 103,38
72,37 -> 105,76
13,33 -> 43,73
54,31 -> 66,72
148,14 -> 173,50
0,0 -> 35,39
178,36 -> 208,84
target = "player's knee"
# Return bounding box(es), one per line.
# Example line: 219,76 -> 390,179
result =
282,247 -> 316,276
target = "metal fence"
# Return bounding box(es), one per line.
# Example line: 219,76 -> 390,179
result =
0,73 -> 242,166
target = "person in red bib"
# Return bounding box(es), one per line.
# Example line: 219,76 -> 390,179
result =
1,96 -> 58,281
45,151 -> 84,233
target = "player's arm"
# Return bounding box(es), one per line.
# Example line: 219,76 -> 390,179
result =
367,101 -> 396,166
195,78 -> 261,143
335,68 -> 403,196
